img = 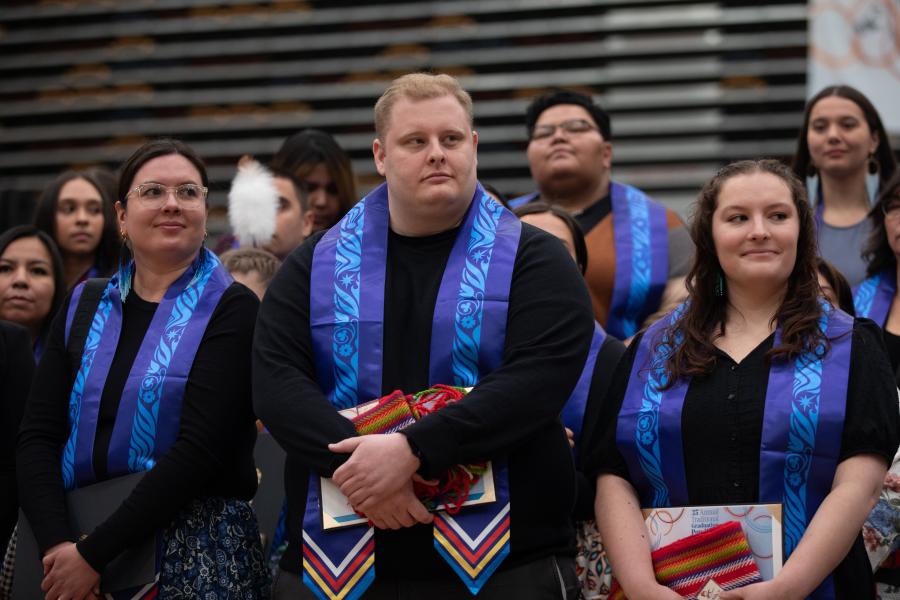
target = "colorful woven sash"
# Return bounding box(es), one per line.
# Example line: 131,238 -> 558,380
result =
853,269 -> 895,326
306,183 -> 520,599
61,248 -> 231,490
616,301 -> 852,599
608,521 -> 762,599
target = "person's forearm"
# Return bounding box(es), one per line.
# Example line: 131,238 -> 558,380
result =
252,352 -> 358,475
595,474 -> 658,597
768,455 -> 885,598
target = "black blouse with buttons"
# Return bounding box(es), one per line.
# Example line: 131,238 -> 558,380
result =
583,319 -> 900,599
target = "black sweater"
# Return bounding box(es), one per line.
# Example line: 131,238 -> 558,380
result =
1,321 -> 34,554
17,283 -> 259,572
253,223 -> 595,578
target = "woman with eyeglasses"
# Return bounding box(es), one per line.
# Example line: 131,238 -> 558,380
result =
17,139 -> 269,599
33,169 -> 120,290
269,128 -> 358,232
792,85 -> 897,286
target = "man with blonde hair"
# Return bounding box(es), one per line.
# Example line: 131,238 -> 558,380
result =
255,73 -> 593,599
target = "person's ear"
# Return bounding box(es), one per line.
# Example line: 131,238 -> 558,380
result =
373,137 -> 386,177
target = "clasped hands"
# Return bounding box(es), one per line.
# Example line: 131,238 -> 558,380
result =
329,432 -> 436,530
41,541 -> 100,600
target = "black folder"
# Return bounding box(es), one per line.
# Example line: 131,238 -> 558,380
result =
13,472 -> 155,598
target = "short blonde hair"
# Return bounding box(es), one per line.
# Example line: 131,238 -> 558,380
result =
374,72 -> 473,140
219,247 -> 281,285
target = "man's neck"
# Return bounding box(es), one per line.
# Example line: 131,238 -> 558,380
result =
539,175 -> 610,214
388,200 -> 470,237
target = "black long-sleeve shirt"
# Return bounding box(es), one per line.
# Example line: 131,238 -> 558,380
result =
572,334 -> 626,521
253,223 -> 595,578
17,283 -> 259,572
583,320 -> 900,599
1,321 -> 34,554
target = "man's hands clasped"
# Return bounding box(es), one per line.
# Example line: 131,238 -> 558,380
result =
329,433 -> 436,530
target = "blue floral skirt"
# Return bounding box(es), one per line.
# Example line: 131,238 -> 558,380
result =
110,497 -> 270,599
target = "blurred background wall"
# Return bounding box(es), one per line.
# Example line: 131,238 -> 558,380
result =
0,0 -> 896,232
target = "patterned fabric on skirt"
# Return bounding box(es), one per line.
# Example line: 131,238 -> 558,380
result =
575,519 -> 612,600
159,497 -> 270,598
867,391 -> 900,600
108,497 -> 270,600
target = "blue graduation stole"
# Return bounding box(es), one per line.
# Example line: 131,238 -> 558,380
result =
305,183 -> 521,599
853,269 -> 895,326
616,302 -> 852,599
509,183 -> 669,339
61,248 -> 232,490
560,322 -> 606,454
606,182 -> 669,340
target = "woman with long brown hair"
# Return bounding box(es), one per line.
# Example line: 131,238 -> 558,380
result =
854,172 -> 900,371
585,160 -> 898,598
33,169 -> 120,290
792,85 -> 897,285
269,129 -> 357,232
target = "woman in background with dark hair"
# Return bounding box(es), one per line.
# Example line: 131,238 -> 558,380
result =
514,201 -> 588,274
269,128 -> 357,231
17,139 -> 268,599
792,85 -> 897,285
817,257 -> 855,316
514,201 -> 625,600
0,225 -> 65,361
854,172 -> 900,371
586,159 -> 898,599
33,169 -> 119,289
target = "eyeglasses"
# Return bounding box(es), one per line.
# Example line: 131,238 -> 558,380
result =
882,197 -> 900,220
530,118 -> 599,141
127,183 -> 208,209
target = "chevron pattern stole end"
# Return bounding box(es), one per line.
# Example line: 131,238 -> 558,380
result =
302,529 -> 375,600
433,503 -> 511,595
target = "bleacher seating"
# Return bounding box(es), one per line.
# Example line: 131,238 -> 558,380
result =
0,0 -> 814,227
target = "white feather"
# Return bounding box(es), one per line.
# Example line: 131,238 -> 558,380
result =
228,157 -> 278,247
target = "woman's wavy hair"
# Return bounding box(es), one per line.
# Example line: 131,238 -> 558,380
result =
33,169 -> 119,277
791,85 -> 897,185
862,170 -> 900,279
662,159 -> 825,383
269,129 -> 357,226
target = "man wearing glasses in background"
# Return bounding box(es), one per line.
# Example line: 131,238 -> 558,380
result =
510,90 -> 693,341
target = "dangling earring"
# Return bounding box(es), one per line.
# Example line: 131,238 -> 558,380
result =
714,271 -> 725,297
866,152 -> 881,205
805,162 -> 820,209
868,152 -> 881,176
